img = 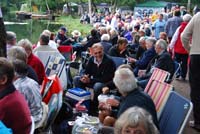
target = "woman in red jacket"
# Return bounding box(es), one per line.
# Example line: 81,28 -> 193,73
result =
169,14 -> 192,80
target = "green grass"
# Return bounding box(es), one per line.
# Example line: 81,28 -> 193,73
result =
55,15 -> 92,37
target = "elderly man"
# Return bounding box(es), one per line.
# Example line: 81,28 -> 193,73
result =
33,34 -> 67,89
98,68 -> 158,128
135,36 -> 147,60
100,34 -> 112,54
137,39 -> 174,88
181,11 -> 200,131
73,43 -> 116,115
0,57 -> 31,134
128,37 -> 157,76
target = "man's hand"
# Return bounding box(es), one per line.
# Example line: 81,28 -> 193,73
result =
102,87 -> 109,94
127,57 -> 137,63
98,102 -> 111,111
106,98 -> 120,107
138,70 -> 146,77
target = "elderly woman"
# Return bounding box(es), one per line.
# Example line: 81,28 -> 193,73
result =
169,14 -> 192,81
114,107 -> 159,134
18,39 -> 46,85
98,68 -> 158,128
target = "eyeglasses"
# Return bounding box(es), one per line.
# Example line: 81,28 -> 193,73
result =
93,51 -> 102,55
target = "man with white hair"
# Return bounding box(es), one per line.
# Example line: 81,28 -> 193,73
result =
100,34 -> 112,54
135,36 -> 147,60
74,43 -> 116,116
137,39 -> 174,88
169,14 -> 192,80
99,68 -> 158,128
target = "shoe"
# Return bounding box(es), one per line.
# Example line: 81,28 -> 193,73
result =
189,120 -> 200,132
180,77 -> 186,81
175,75 -> 180,79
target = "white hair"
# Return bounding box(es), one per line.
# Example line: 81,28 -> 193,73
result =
183,14 -> 192,22
114,107 -> 159,134
156,39 -> 167,50
113,68 -> 138,95
101,34 -> 110,41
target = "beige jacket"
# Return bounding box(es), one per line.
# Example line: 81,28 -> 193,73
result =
181,12 -> 200,55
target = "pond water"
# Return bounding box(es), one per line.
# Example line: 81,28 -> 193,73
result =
4,14 -> 63,44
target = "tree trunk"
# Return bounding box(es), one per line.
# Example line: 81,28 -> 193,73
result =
113,0 -> 118,12
0,9 -> 6,57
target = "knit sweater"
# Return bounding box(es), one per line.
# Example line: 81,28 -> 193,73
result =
181,12 -> 200,55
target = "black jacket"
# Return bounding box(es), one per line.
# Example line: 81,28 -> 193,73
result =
84,54 -> 116,84
117,88 -> 159,129
146,50 -> 174,79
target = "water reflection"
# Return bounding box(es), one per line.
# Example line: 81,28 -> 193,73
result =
5,19 -> 62,44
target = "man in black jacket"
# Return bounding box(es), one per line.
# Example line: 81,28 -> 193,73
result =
73,43 -> 116,115
137,39 -> 174,88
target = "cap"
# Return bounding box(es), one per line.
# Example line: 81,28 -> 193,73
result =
6,31 -> 16,41
60,26 -> 67,32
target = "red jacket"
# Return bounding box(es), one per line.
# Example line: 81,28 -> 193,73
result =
174,22 -> 188,54
28,53 -> 46,84
0,84 -> 31,134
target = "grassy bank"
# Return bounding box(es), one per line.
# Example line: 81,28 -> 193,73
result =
55,15 -> 92,37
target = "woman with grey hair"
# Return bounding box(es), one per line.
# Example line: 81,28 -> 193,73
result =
99,68 -> 159,128
18,39 -> 46,85
114,107 -> 159,134
169,14 -> 192,81
7,46 -> 39,83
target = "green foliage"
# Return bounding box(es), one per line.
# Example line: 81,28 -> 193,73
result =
56,15 -> 92,36
118,0 -> 136,8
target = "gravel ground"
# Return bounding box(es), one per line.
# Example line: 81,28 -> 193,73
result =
171,78 -> 199,134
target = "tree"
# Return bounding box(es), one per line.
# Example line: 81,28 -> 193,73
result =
0,8 -> 6,57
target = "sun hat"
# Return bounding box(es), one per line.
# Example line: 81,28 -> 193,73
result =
71,30 -> 81,37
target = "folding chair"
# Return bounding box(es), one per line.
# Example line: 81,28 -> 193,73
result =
144,80 -> 173,118
43,92 -> 63,131
171,60 -> 181,81
159,91 -> 193,134
30,116 -> 35,134
58,45 -> 73,61
144,68 -> 170,93
110,56 -> 127,68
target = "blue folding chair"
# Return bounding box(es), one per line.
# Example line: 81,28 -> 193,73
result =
110,56 -> 127,68
159,91 -> 193,134
173,60 -> 181,79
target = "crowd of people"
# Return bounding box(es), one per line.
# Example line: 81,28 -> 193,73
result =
1,4 -> 200,134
